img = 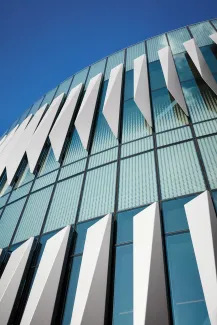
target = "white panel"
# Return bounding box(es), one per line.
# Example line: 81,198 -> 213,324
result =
184,191 -> 217,325
209,33 -> 217,44
0,238 -> 34,325
0,135 -> 7,148
75,73 -> 102,149
134,55 -> 153,127
103,64 -> 123,138
20,226 -> 70,325
133,203 -> 169,325
183,38 -> 217,95
158,46 -> 189,116
70,214 -> 112,325
27,93 -> 65,173
0,116 -> 32,179
50,83 -> 83,161
0,126 -> 19,156
6,106 -> 46,185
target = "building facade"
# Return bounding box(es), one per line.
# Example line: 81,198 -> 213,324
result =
0,18 -> 217,325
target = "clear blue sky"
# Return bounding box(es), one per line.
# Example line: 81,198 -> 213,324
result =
0,0 -> 217,135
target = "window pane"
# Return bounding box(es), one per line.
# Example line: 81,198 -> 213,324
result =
29,97 -> 44,115
41,87 -> 57,106
126,42 -> 145,71
124,70 -> 133,101
85,59 -> 106,88
33,170 -> 58,191
63,129 -> 88,165
201,46 -> 217,74
211,19 -> 217,29
166,233 -> 209,325
74,218 -> 101,254
69,68 -> 89,90
174,53 -> 194,82
193,119 -> 217,137
149,60 -> 166,91
79,163 -> 117,222
158,142 -> 206,200
118,152 -> 158,211
105,51 -> 125,80
167,28 -> 191,54
112,244 -> 133,325
156,126 -> 192,147
38,146 -> 60,176
55,77 -> 73,98
121,136 -> 154,158
88,147 -> 118,169
59,159 -> 86,181
189,21 -> 215,47
9,182 -> 32,203
146,34 -> 168,62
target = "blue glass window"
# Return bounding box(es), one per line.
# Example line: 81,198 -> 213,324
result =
85,59 -> 106,89
174,53 -> 194,82
105,51 -> 125,80
166,233 -> 210,325
112,244 -> 133,325
126,42 -> 145,71
40,87 -> 57,106
124,70 -> 133,101
38,146 -> 60,176
63,129 -> 88,165
201,46 -> 217,74
189,21 -> 215,47
69,68 -> 89,90
55,77 -> 73,98
167,28 -> 191,54
146,34 -> 168,62
149,60 -> 166,91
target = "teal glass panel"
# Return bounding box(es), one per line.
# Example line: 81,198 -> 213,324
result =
63,129 -> 88,165
32,170 -> 58,191
13,186 -> 53,244
212,190 -> 217,212
91,81 -> 118,154
194,119 -> 217,137
182,79 -> 217,123
189,21 -> 215,47
88,147 -> 118,169
44,175 -> 84,232
16,164 -> 35,186
156,126 -> 192,147
124,70 -> 133,101
118,151 -> 158,211
40,87 -> 57,106
198,135 -> 217,189
122,99 -> 152,143
166,233 -> 210,325
69,68 -> 89,90
116,206 -> 145,244
152,88 -> 189,133
167,28 -> 191,54
55,77 -> 73,98
0,198 -> 26,248
18,107 -> 31,124
121,136 -> 154,158
149,60 -> 166,90
9,182 -> 32,203
0,173 -> 11,197
59,159 -> 86,181
162,195 -> 196,233
112,244 -> 133,325
85,59 -> 106,88
79,163 -> 117,222
201,46 -> 217,74
62,256 -> 82,325
146,34 -> 168,62
29,97 -> 44,114
104,50 -> 125,80
211,19 -> 217,29
0,193 -> 10,209
158,141 -> 206,200
38,146 -> 60,176
126,42 -> 145,71
174,53 -> 194,82
74,218 -> 101,254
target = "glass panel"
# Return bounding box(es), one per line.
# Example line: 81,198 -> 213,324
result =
118,151 -> 158,211
0,192 -> 10,209
152,87 -> 189,133
40,87 -> 57,106
55,77 -> 73,98
166,233 -> 210,325
126,42 -> 145,71
88,147 -> 118,169
29,97 -> 44,115
156,126 -> 192,147
122,99 -> 152,143
0,173 -> 11,197
104,51 -> 125,80
59,159 -> 86,181
85,59 -> 106,88
198,135 -> 217,189
194,119 -> 217,137
182,79 -> 217,123
38,146 -> 60,176
201,46 -> 217,74
162,195 -> 197,233
211,19 -> 217,29
189,21 -> 215,47
9,182 -> 32,203
148,60 -> 166,91
62,256 -> 82,325
158,141 -> 206,200
116,206 -> 145,244
79,163 -> 117,222
74,218 -> 101,254
0,198 -> 26,248
124,70 -> 133,101
174,53 -> 194,82
121,136 -> 154,158
146,34 -> 168,62
44,175 -> 84,232
16,163 -> 35,187
13,186 -> 53,244
167,28 -> 191,54
91,81 -> 118,154
112,244 -> 133,325
63,129 -> 88,165
69,68 -> 89,90
32,170 -> 58,191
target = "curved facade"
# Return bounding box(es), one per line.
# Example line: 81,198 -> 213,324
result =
0,19 -> 217,325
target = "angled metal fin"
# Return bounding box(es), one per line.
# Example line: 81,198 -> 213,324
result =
209,33 -> 217,44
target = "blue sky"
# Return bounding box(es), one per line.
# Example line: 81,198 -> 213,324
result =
0,0 -> 217,135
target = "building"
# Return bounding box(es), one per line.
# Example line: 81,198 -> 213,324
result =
0,18 -> 217,325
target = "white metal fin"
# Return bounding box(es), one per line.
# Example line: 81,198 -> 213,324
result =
209,33 -> 217,44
